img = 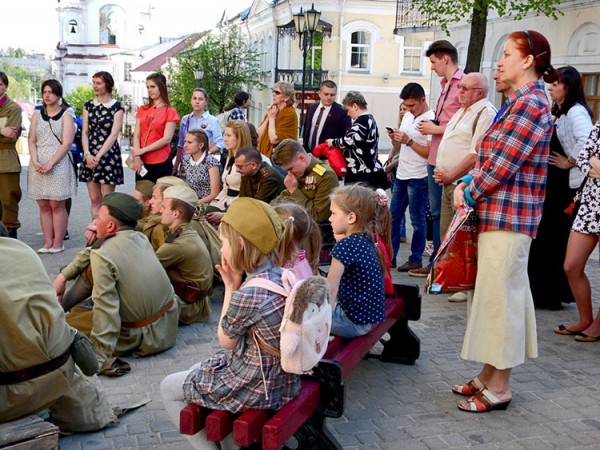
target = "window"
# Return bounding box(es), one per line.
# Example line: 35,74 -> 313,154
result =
350,31 -> 369,70
583,73 -> 600,121
124,62 -> 131,82
402,37 -> 422,73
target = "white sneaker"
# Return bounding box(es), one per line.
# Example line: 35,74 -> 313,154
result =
448,291 -> 468,302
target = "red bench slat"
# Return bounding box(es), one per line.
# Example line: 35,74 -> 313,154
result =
234,409 -> 273,447
262,380 -> 320,450
179,404 -> 206,435
206,410 -> 236,442
332,299 -> 404,378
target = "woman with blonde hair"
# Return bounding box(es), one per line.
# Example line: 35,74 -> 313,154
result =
206,120 -> 252,225
257,81 -> 298,158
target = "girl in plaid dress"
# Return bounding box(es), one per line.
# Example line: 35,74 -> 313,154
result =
161,198 -> 299,448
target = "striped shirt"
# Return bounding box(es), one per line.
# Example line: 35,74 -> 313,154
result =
467,80 -> 552,238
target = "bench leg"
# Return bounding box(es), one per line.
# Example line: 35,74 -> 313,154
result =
367,317 -> 420,365
289,412 -> 342,450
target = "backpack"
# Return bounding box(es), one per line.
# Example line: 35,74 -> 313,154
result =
243,271 -> 332,375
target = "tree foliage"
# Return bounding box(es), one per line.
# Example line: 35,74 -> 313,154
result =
166,26 -> 265,117
411,0 -> 562,72
64,85 -> 95,117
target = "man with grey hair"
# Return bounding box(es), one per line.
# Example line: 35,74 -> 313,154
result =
432,72 -> 497,301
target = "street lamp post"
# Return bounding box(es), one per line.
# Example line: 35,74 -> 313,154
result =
293,3 -> 321,134
193,67 -> 204,88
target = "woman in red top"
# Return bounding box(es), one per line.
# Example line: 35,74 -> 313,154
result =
131,73 -> 180,182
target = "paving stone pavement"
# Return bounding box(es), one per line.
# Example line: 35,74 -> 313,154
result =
13,158 -> 600,449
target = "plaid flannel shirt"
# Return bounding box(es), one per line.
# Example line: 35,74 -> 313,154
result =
467,80 -> 552,238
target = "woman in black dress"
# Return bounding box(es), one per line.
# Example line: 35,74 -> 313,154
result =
528,66 -> 593,310
80,71 -> 124,217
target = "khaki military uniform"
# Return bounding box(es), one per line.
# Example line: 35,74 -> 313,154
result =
0,238 -> 116,432
239,162 -> 285,204
0,95 -> 23,230
156,224 -> 213,324
62,230 -> 178,370
190,213 -> 221,270
141,213 -> 167,250
135,209 -> 151,232
273,155 -> 339,223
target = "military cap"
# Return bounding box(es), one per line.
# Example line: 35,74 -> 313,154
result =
222,198 -> 284,255
102,192 -> 143,223
163,184 -> 198,208
156,176 -> 187,188
134,180 -> 155,198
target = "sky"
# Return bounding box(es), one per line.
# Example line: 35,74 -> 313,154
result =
1,0 -> 252,54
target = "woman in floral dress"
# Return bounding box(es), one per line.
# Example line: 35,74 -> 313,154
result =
80,71 -> 124,217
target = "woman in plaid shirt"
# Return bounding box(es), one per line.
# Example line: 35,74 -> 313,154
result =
452,30 -> 554,413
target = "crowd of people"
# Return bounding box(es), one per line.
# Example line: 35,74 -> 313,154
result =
1,25 -> 600,445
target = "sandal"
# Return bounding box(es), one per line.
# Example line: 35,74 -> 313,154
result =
457,388 -> 511,413
452,375 -> 484,396
554,324 -> 581,336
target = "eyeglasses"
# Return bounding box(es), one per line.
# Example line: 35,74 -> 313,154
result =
457,84 -> 482,92
271,89 -> 282,95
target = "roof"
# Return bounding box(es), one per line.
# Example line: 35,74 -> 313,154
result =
132,33 -> 205,72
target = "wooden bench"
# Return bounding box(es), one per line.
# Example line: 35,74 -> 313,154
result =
180,282 -> 421,449
0,415 -> 59,450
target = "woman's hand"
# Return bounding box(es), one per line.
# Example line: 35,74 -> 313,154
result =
132,157 -> 144,173
548,151 -> 571,169
325,139 -> 333,148
85,154 -> 98,169
589,155 -> 600,172
131,147 -> 144,158
267,104 -> 279,119
215,253 -> 242,291
453,183 -> 467,209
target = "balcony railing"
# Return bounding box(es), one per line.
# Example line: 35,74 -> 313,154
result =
275,69 -> 329,91
395,0 -> 435,33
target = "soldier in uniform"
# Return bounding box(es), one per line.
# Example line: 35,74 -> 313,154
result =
157,184 -> 213,325
0,225 -> 117,432
53,193 -> 179,375
271,138 -> 339,224
142,176 -> 187,250
132,179 -> 155,231
236,145 -> 284,203
0,72 -> 23,238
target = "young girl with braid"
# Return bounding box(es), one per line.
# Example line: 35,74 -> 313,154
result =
273,202 -> 322,280
327,184 -> 386,338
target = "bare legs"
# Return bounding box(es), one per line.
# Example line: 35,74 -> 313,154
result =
564,231 -> 600,336
37,199 -> 68,250
87,182 -> 116,218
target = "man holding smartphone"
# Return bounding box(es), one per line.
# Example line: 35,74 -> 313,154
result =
409,40 -> 464,277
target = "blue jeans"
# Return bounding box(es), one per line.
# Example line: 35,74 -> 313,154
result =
390,177 -> 428,266
331,303 -> 373,339
427,164 -> 442,266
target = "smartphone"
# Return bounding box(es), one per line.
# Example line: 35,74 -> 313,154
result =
385,126 -> 394,133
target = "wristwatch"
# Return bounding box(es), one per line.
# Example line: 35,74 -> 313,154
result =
407,138 -> 414,147
567,156 -> 577,165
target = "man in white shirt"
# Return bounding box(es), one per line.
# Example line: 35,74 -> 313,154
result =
433,72 -> 496,301
387,83 -> 435,272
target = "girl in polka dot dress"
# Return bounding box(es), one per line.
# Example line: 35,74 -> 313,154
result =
327,184 -> 386,338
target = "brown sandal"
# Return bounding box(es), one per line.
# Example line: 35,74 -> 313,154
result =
452,375 -> 484,396
458,388 -> 511,413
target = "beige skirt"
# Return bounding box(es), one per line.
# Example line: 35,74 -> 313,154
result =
461,230 -> 538,369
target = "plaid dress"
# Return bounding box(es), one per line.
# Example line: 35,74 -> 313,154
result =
182,264 -> 300,412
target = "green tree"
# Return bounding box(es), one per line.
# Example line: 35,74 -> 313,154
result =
411,0 -> 562,72
64,85 -> 95,116
166,27 -> 265,116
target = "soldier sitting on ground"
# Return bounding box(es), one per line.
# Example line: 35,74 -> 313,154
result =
0,223 -> 117,432
53,193 -> 179,376
157,184 -> 213,325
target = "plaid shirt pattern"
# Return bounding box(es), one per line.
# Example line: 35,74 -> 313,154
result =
468,80 -> 552,238
228,107 -> 245,121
